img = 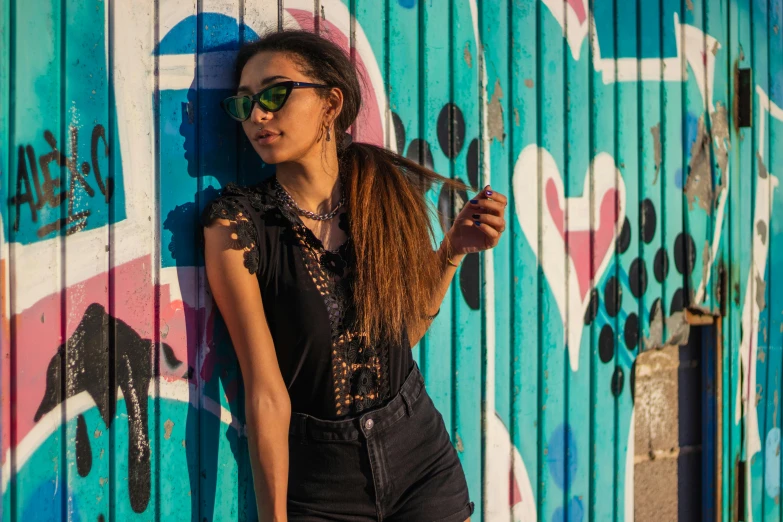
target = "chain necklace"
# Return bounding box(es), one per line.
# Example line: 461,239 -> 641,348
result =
274,176 -> 346,221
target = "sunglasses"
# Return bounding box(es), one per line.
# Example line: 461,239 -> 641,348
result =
220,81 -> 331,121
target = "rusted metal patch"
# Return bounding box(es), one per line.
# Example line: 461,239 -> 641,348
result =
650,123 -> 662,184
487,78 -> 505,143
685,114 -> 714,213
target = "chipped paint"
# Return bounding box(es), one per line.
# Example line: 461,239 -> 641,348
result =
650,123 -> 662,183
684,114 -> 714,213
712,103 -> 730,204
757,220 -> 768,245
487,78 -> 505,143
700,240 -> 711,304
463,42 -> 472,68
665,312 -> 691,346
756,274 -> 767,312
645,299 -> 664,350
164,419 -> 174,440
758,151 -> 769,179
524,78 -> 534,88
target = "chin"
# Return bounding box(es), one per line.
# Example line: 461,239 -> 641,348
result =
255,147 -> 288,165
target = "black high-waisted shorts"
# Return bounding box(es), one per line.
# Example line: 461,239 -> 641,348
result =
287,360 -> 475,522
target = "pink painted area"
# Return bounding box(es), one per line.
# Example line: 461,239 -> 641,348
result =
546,179 -> 619,301
510,466 -> 523,506
568,0 -> 587,25
1,257 -> 10,468
1,256 -> 212,462
288,9 -> 385,147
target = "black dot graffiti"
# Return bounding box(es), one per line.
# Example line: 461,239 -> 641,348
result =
611,366 -> 624,397
584,288 -> 599,325
405,138 -> 435,171
466,138 -> 479,189
406,139 -> 436,195
674,232 -> 696,275
604,277 -> 622,317
624,313 -> 639,350
616,218 -> 631,254
630,359 -> 636,403
437,102 -> 466,159
654,247 -> 669,283
629,258 -> 648,298
599,325 -> 615,363
671,287 -> 685,313
427,103 -> 478,310
391,111 -> 406,154
34,303 -> 183,514
640,199 -> 656,244
459,253 -> 481,310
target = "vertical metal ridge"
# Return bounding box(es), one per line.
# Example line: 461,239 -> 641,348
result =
475,0 -> 486,513
195,0 -> 203,517
107,0 -> 117,518
506,1 -> 516,518
535,0 -> 544,513
383,0 -> 390,151
5,0 -> 16,516
58,0 -> 67,519
349,0 -> 356,139
588,0 -> 598,517
416,0 -> 425,379
561,0 -> 571,516
611,0 -> 620,517
448,0 -> 458,467
151,0 -> 161,518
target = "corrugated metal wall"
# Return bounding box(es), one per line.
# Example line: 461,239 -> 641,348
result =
1,0 -> 782,520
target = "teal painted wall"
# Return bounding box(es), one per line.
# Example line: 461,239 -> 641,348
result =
1,0 -> 781,520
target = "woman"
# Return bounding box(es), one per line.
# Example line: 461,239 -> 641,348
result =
201,29 -> 507,522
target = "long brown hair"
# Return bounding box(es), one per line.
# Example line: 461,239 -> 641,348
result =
234,29 -> 470,347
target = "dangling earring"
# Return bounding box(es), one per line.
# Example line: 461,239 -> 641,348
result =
326,126 -> 332,142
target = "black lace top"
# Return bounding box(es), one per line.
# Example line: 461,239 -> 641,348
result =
200,175 -> 414,419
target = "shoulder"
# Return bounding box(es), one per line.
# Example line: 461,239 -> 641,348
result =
200,179 -> 277,275
200,180 -> 277,227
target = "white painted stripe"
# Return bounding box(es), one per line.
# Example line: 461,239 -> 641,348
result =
159,51 -> 239,91
1,380 -> 243,494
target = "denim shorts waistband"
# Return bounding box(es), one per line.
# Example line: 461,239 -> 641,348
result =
289,360 -> 425,442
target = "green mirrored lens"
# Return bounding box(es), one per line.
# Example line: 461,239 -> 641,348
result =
227,97 -> 252,120
259,85 -> 288,111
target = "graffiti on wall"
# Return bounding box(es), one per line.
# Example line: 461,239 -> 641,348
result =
2,0 -> 783,520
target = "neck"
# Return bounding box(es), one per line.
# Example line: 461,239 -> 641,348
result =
275,148 -> 342,214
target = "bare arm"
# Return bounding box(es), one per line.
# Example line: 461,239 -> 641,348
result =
203,219 -> 291,522
408,185 -> 507,348
407,234 -> 465,348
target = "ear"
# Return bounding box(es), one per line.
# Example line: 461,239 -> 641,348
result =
323,86 -> 344,127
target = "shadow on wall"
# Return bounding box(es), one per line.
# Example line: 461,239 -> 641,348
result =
633,327 -> 707,521
156,12 -> 274,520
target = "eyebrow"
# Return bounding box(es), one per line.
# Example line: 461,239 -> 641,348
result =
237,75 -> 291,94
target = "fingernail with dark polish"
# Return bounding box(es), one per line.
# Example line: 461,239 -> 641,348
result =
486,190 -> 493,196
474,220 -> 481,227
470,199 -> 478,204
472,213 -> 480,219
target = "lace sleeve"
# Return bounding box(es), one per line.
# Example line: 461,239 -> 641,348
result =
200,189 -> 261,275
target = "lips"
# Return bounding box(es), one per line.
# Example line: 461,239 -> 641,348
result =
255,130 -> 281,145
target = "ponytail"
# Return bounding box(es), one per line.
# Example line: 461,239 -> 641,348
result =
338,138 -> 470,347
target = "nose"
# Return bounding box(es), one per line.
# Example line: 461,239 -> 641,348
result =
250,102 -> 271,123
